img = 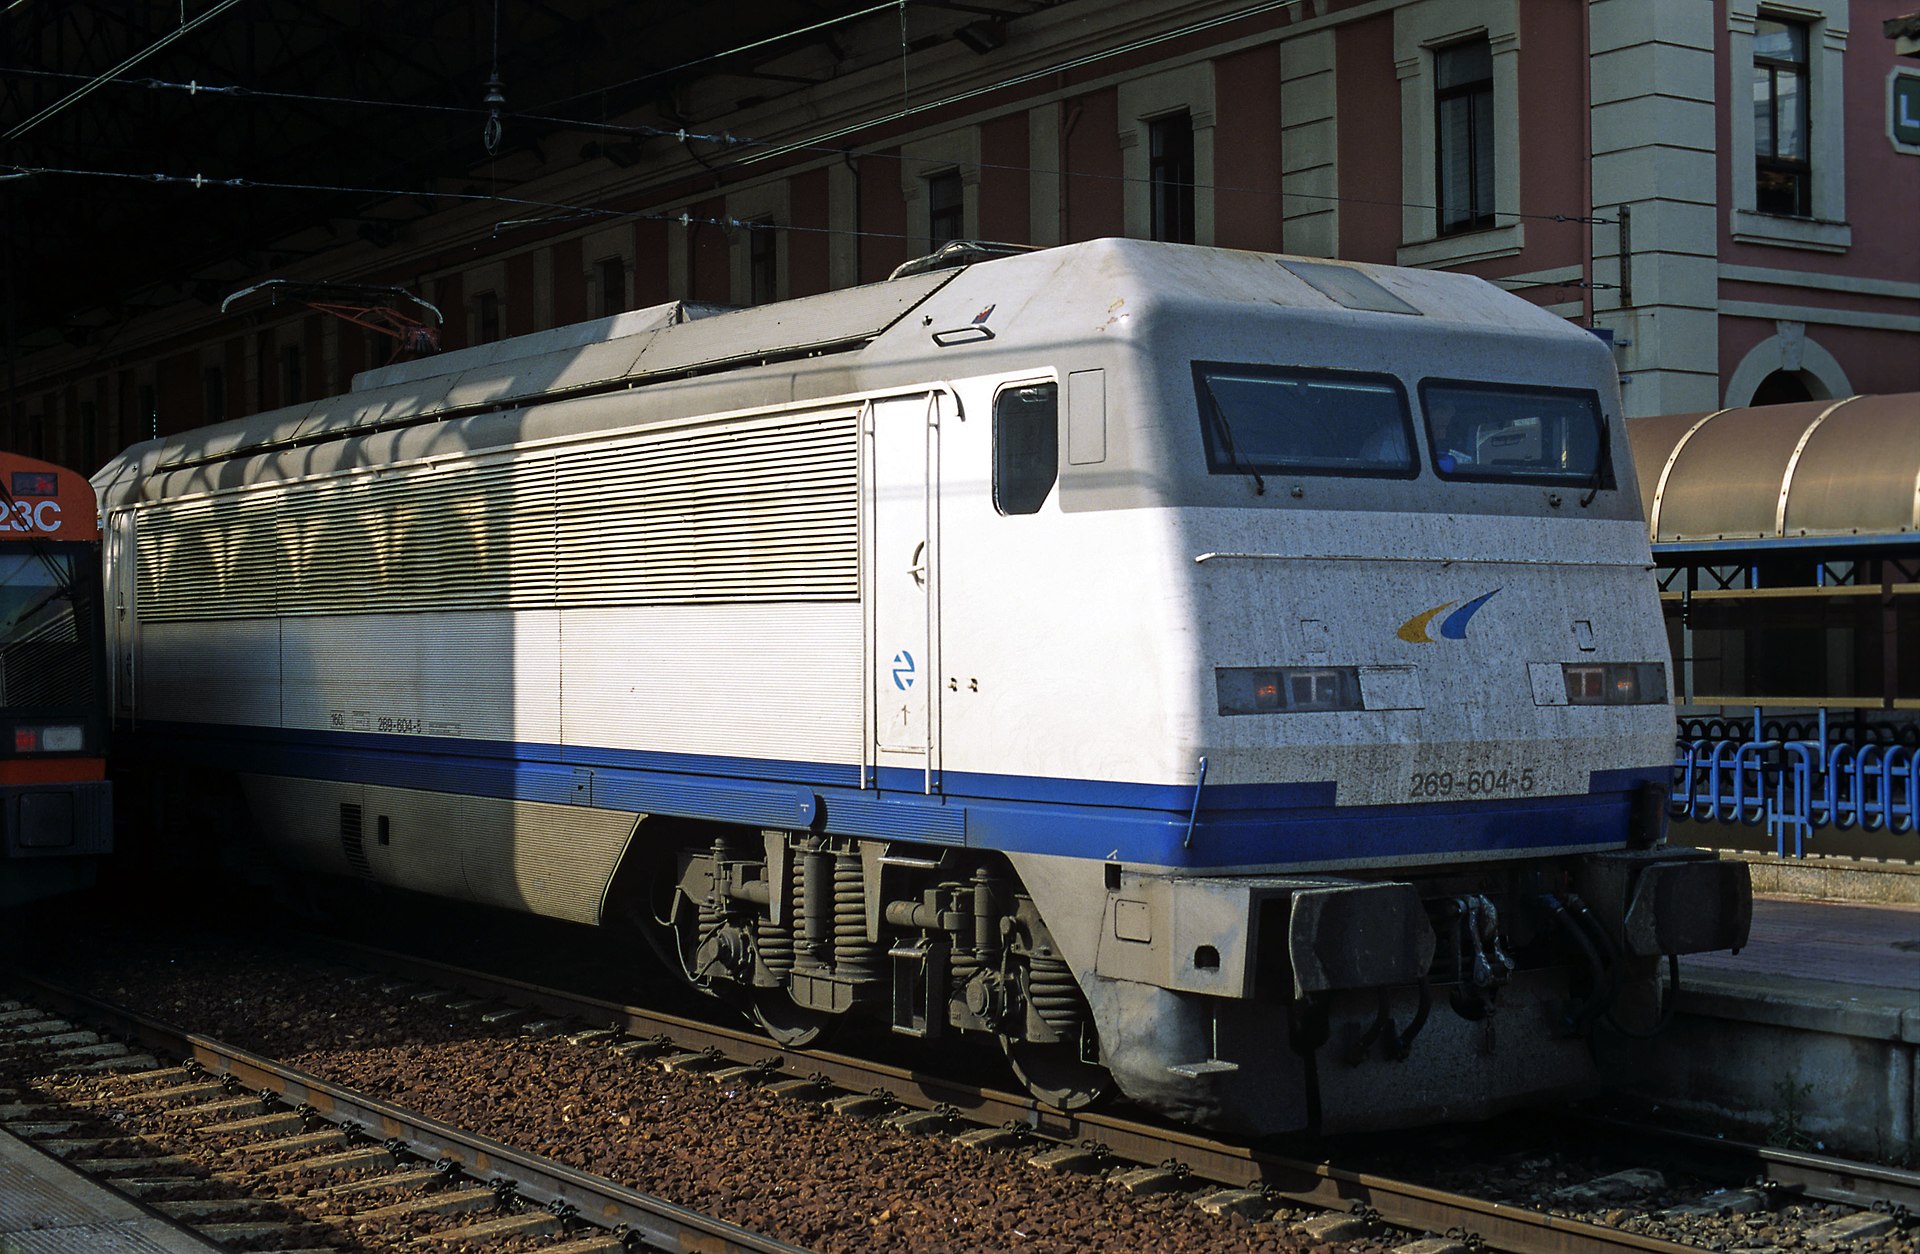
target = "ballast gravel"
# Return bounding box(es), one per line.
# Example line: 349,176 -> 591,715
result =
20,930 -> 1340,1254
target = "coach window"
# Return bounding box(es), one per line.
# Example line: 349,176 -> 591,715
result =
993,382 -> 1058,515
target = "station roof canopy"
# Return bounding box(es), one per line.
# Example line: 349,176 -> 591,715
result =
1626,395 -> 1920,552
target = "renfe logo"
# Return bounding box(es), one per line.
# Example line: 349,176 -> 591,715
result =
0,500 -> 62,534
1397,588 -> 1501,643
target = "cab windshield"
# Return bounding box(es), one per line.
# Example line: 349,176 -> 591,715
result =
0,547 -> 97,712
1192,363 -> 1416,480
1421,379 -> 1610,486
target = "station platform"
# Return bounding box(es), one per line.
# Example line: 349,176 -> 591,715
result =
1598,886 -> 1920,1158
0,1127 -> 221,1253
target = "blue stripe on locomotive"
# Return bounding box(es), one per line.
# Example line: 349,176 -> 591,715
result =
118,722 -> 1661,869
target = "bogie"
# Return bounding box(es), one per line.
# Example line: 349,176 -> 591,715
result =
661,828 -> 1107,1106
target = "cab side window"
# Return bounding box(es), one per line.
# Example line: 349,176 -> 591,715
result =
993,382 -> 1058,515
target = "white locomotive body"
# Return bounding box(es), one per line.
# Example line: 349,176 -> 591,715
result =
97,240 -> 1749,1132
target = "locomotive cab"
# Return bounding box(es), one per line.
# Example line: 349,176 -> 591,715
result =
902,241 -> 1754,1131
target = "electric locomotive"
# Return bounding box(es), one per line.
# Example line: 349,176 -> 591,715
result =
95,239 -> 1749,1132
0,453 -> 112,907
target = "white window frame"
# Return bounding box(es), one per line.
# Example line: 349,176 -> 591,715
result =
581,224 -> 636,318
899,130 -> 981,254
1727,0 -> 1852,252
1117,63 -> 1215,246
591,255 -> 628,319
465,260 -> 507,344
725,181 -> 790,306
1394,0 -> 1523,267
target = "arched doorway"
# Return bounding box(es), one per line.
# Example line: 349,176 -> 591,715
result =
1749,369 -> 1816,406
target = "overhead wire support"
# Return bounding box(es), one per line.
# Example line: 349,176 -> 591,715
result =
2,0 -> 247,141
482,0 -> 505,156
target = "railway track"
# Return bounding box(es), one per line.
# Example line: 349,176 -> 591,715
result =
0,983 -> 812,1253
104,933 -> 1920,1254
10,931 -> 1914,1254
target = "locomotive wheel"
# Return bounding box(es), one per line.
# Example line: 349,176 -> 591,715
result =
749,988 -> 836,1049
999,1036 -> 1112,1112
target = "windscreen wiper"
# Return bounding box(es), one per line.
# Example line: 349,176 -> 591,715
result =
1580,418 -> 1613,507
1201,381 -> 1265,497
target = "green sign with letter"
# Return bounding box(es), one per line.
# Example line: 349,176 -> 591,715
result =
1894,71 -> 1920,153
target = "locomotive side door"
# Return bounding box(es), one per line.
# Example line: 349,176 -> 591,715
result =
106,509 -> 139,725
866,391 -> 942,793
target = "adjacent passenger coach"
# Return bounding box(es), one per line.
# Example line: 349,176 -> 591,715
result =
0,452 -> 111,906
94,239 -> 1750,1133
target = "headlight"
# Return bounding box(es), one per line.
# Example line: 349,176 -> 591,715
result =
1217,666 -> 1362,715
12,725 -> 84,752
1562,663 -> 1666,706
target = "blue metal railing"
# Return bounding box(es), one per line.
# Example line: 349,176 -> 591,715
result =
1671,711 -> 1919,855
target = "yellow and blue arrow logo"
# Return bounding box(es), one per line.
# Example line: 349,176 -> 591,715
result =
1397,589 -> 1501,643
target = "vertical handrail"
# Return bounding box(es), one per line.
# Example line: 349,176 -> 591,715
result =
1772,742 -> 1815,857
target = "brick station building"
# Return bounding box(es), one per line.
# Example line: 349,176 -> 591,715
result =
5,0 -> 1918,468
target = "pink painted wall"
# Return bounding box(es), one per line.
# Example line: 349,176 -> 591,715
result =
1214,43 -> 1285,252
789,167 -> 830,297
977,113 -> 1029,244
859,151 -> 910,283
1335,15 -> 1401,263
1063,88 -> 1123,243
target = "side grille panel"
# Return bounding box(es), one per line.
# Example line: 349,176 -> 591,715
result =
133,407 -> 860,622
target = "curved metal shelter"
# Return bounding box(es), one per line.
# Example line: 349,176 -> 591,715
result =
1627,394 -> 1920,546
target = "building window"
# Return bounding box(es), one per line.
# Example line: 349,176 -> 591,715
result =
203,365 -> 225,424
747,222 -> 778,306
1148,113 -> 1195,244
79,401 -> 97,471
475,291 -> 501,344
926,170 -> 964,249
1435,38 -> 1494,235
254,331 -> 273,410
1753,17 -> 1811,217
282,344 -> 304,404
598,257 -> 625,318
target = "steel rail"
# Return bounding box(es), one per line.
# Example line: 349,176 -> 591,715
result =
293,936 -> 1713,1254
12,974 -> 815,1254
1570,1115 -> 1920,1215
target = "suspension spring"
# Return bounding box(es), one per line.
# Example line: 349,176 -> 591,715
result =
755,914 -> 793,980
833,849 -> 879,984
792,852 -> 824,972
1026,948 -> 1083,1036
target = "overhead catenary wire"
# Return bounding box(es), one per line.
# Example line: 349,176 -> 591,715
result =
0,65 -> 1618,231
0,0 -> 1617,228
0,160 -> 1620,308
0,159 -> 1617,263
1,0 -> 247,141
0,0 -> 1624,345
